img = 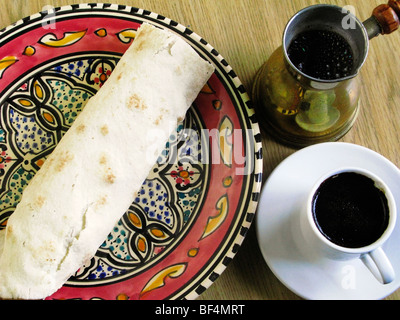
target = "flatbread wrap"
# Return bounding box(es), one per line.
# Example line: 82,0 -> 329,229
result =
0,23 -> 214,300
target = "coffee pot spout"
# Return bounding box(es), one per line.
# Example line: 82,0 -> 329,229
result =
364,0 -> 400,39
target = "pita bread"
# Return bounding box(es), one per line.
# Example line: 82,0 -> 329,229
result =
0,23 -> 213,300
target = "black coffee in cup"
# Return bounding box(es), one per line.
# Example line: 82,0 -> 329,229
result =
312,172 -> 390,248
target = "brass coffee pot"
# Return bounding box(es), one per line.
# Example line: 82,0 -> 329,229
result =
253,1 -> 400,148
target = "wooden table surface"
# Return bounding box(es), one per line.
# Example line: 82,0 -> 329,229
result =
1,0 -> 399,300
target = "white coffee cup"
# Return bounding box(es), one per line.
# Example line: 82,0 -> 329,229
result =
300,167 -> 396,284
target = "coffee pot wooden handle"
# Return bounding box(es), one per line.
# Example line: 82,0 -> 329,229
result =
372,0 -> 400,34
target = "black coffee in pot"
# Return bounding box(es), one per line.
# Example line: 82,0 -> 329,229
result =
287,29 -> 354,80
312,172 -> 390,248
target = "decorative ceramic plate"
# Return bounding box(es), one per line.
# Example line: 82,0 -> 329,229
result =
256,142 -> 400,299
0,3 -> 262,300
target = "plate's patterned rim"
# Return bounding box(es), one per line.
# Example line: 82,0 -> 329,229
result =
0,3 -> 263,300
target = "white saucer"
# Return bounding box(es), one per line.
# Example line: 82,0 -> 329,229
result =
256,142 -> 400,300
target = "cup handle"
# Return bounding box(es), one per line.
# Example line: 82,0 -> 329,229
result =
367,247 -> 395,284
